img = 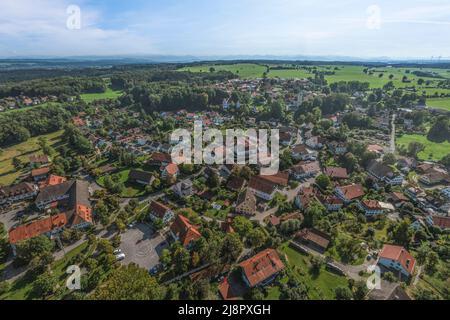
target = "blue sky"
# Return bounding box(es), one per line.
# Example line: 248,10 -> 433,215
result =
1,0 -> 450,58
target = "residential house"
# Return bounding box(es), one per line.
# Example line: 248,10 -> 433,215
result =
172,180 -> 193,198
291,144 -> 317,161
367,144 -> 384,156
419,170 -> 450,186
327,141 -> 347,155
29,154 -> 49,168
319,195 -> 344,212
170,214 -> 202,248
149,152 -> 171,166
149,201 -> 175,225
280,132 -> 293,146
161,163 -> 179,180
31,167 -> 50,182
367,160 -> 404,186
426,215 -> 450,231
324,167 -> 349,180
0,182 -> 38,205
358,200 -> 385,216
295,187 -> 318,210
442,187 -> 450,200
291,161 -> 321,180
239,249 -> 285,288
305,136 -> 324,149
335,184 -> 365,203
129,170 -> 154,185
377,244 -> 416,279
388,192 -> 409,208
294,228 -> 331,253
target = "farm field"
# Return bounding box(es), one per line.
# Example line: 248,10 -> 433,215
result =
397,134 -> 450,161
0,130 -> 64,186
179,63 -> 450,93
80,88 -> 123,103
426,98 -> 450,111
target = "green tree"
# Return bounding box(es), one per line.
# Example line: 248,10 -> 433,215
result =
335,286 -> 353,300
91,264 -> 163,300
221,233 -> 243,263
315,174 -> 331,190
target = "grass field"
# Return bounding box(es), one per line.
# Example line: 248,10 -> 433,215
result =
80,88 -> 122,103
96,168 -> 147,198
1,102 -> 62,115
179,63 -> 267,79
0,130 -> 64,186
426,98 -> 450,111
178,63 -> 450,93
267,244 -> 349,300
397,134 -> 450,161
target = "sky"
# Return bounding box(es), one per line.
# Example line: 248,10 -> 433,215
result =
1,0 -> 450,59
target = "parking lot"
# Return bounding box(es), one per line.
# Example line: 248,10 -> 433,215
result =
119,223 -> 169,271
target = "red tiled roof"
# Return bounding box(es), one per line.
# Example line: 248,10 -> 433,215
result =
72,204 -> 93,226
218,277 -> 239,300
258,172 -> 289,187
164,163 -> 179,176
324,167 -> 349,179
31,167 -> 50,177
170,214 -> 202,247
9,214 -> 67,244
361,200 -> 382,210
248,176 -> 277,195
379,244 -> 416,275
239,249 -> 285,287
150,152 -> 172,163
338,184 -> 365,200
432,216 -> 450,229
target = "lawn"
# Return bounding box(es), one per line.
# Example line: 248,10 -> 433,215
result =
397,134 -> 450,161
270,243 -> 349,300
96,168 -> 147,198
426,98 -> 450,111
0,242 -> 89,300
80,88 -> 123,103
0,130 -> 64,186
1,102 -> 62,115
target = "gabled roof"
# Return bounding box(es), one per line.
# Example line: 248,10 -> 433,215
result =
337,184 -> 365,200
29,154 -> 49,164
295,228 -> 331,250
150,201 -> 171,219
258,172 -> 289,187
0,182 -> 35,200
31,167 -> 50,177
239,249 -> 285,287
129,170 -> 153,183
226,176 -> 246,191
361,199 -> 383,210
150,152 -> 172,163
292,161 -> 321,175
379,244 -> 416,275
9,213 -> 67,244
324,167 -> 349,179
236,189 -> 257,215
46,175 -> 67,187
248,176 -> 277,195
170,214 -> 202,247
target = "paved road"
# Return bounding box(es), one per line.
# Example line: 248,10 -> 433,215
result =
389,113 -> 396,154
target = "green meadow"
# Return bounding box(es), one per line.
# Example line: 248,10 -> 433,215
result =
397,134 -> 450,161
80,88 -> 123,103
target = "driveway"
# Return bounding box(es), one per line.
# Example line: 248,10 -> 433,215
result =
119,223 -> 169,271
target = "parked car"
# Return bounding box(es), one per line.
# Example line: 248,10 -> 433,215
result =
113,249 -> 122,255
115,253 -> 126,261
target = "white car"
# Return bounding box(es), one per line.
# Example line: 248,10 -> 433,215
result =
115,253 -> 126,261
113,249 -> 122,255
